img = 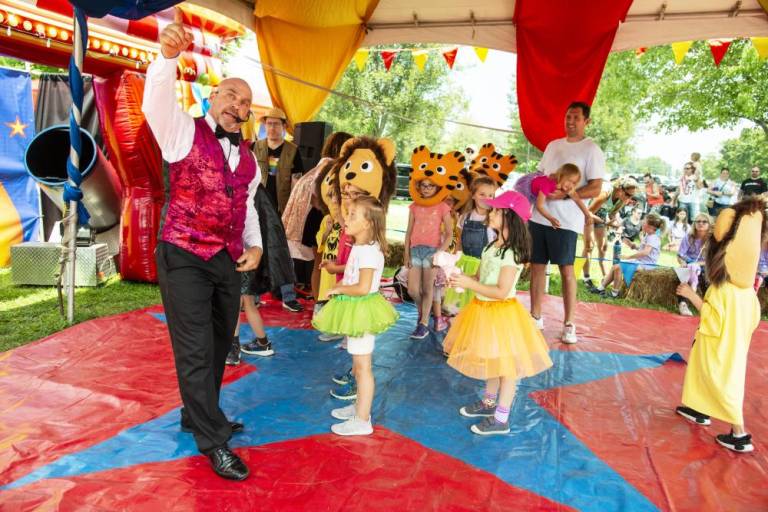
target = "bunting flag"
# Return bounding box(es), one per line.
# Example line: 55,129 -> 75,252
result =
670,41 -> 693,65
412,50 -> 428,71
473,47 -> 488,62
381,50 -> 397,71
752,37 -> 768,60
708,39 -> 732,67
353,48 -> 369,71
442,47 -> 458,69
619,261 -> 639,288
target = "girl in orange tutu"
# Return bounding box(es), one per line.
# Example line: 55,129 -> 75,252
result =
444,190 -> 553,436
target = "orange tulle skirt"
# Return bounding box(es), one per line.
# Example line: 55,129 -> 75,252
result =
443,298 -> 553,380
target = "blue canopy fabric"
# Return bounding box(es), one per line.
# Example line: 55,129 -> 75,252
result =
68,0 -> 183,20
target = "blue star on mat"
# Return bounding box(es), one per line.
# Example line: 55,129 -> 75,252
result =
4,305 -> 676,511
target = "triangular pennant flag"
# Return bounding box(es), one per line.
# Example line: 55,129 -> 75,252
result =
412,50 -> 428,72
353,49 -> 369,71
442,47 -> 458,69
670,41 -> 693,65
635,47 -> 647,58
709,39 -> 732,67
751,37 -> 768,60
619,261 -> 639,288
473,47 -> 488,62
381,50 -> 397,72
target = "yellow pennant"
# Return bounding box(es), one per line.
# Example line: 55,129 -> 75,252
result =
670,41 -> 693,65
412,50 -> 428,71
353,49 -> 369,71
752,37 -> 768,60
474,47 -> 489,62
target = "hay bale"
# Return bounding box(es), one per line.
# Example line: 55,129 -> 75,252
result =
386,240 -> 404,268
626,267 -> 680,309
628,268 -> 768,313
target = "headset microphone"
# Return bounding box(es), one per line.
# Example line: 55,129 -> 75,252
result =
231,111 -> 252,124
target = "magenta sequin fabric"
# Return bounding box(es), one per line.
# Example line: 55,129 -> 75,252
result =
161,117 -> 256,261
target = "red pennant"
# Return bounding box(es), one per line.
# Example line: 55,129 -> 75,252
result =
709,40 -> 732,67
442,47 -> 458,69
381,51 -> 397,71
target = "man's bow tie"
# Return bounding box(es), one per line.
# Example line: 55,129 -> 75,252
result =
215,125 -> 242,145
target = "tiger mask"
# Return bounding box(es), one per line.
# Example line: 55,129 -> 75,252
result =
469,142 -> 518,186
410,145 -> 466,206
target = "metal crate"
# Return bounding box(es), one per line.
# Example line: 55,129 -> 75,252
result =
10,242 -> 116,287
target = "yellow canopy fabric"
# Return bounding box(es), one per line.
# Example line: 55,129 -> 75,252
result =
253,0 -> 380,127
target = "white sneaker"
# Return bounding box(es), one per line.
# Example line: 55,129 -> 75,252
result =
331,416 -> 373,436
533,316 -> 544,330
331,403 -> 357,420
318,332 -> 344,342
561,323 -> 578,344
678,302 -> 693,317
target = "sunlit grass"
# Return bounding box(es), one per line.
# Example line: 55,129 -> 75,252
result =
0,269 -> 160,352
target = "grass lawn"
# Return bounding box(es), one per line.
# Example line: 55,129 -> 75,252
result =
0,268 -> 160,352
0,212 -> 688,353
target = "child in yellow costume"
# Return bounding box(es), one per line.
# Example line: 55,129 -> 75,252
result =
675,197 -> 766,453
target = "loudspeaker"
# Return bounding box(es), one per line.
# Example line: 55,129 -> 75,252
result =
294,121 -> 333,171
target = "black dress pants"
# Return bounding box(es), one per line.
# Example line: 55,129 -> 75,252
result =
156,242 -> 240,453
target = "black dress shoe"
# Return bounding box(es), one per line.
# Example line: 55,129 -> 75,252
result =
181,420 -> 245,434
207,446 -> 249,481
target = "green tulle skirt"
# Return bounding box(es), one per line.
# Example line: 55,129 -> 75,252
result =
312,293 -> 399,337
443,254 -> 482,313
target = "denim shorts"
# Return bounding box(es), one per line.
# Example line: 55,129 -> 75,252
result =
410,245 -> 437,268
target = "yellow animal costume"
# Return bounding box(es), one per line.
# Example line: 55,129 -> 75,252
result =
315,137 -> 397,301
315,163 -> 341,302
337,136 -> 397,210
682,203 -> 764,425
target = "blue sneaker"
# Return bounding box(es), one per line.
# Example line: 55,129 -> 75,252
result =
332,369 -> 354,386
410,323 -> 430,340
330,381 -> 357,400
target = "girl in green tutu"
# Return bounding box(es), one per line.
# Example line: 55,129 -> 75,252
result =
312,195 -> 399,436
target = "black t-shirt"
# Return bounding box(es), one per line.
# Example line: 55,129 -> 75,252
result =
741,178 -> 767,197
266,143 -> 304,208
622,217 -> 642,241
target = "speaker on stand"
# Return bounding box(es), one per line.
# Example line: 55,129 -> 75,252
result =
294,121 -> 333,171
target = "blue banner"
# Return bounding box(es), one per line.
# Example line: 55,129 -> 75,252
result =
69,1 -> 183,19
0,68 -> 39,265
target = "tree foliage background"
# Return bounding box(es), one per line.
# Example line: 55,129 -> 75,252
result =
314,46 -> 468,163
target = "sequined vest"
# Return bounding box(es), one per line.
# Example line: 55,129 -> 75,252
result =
161,117 -> 256,261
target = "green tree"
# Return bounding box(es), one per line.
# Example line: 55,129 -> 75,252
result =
699,153 -> 722,181
631,156 -> 672,177
634,39 -> 768,140
505,92 -> 543,172
315,46 -> 468,163
718,127 -> 768,182
505,50 -> 649,172
0,56 -> 60,73
588,51 -> 651,167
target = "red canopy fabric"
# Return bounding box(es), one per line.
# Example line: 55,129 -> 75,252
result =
514,0 -> 633,151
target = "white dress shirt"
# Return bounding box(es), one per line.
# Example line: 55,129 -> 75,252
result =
142,54 -> 262,250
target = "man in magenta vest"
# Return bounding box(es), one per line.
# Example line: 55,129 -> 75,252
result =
142,12 -> 261,481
